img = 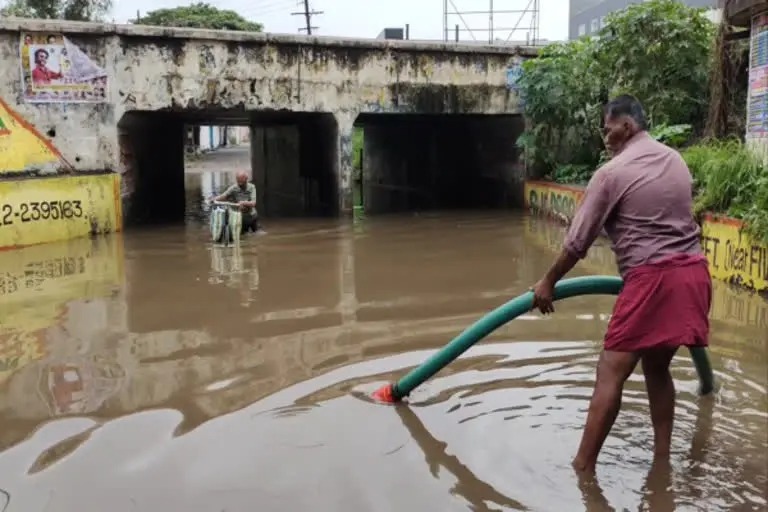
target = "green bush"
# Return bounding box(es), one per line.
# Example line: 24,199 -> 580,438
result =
552,164 -> 594,185
682,140 -> 768,243
517,0 -> 714,180
649,123 -> 693,148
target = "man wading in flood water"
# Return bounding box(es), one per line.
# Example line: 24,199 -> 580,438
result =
213,171 -> 260,233
531,95 -> 712,474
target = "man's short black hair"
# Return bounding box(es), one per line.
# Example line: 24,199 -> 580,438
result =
604,94 -> 648,130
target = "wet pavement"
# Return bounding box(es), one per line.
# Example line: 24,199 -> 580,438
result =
184,145 -> 251,175
0,177 -> 766,511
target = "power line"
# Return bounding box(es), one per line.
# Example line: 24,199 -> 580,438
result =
212,0 -> 298,20
245,0 -> 298,15
291,0 -> 322,35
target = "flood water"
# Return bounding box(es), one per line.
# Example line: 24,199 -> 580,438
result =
0,175 -> 766,511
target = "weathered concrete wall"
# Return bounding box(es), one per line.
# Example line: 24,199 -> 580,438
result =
0,18 -> 536,216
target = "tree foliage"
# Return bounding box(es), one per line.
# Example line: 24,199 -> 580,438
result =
0,0 -> 111,21
136,3 -> 263,32
517,0 -> 715,182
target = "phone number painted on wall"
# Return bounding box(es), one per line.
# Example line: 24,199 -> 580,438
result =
0,200 -> 83,226
0,174 -> 121,250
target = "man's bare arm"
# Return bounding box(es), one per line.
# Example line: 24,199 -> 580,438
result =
532,171 -> 614,314
543,249 -> 580,285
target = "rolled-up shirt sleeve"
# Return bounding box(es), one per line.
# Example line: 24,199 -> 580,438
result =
563,170 -> 615,259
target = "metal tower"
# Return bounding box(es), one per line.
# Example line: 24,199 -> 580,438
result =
442,0 -> 541,45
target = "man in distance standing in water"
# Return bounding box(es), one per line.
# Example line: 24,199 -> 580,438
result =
213,170 -> 260,234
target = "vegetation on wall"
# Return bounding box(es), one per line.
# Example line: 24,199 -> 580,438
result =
0,0 -> 111,21
683,141 -> 768,243
134,3 -> 263,32
351,126 -> 364,171
517,0 -> 715,182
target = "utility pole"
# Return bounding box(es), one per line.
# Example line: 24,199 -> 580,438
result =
291,0 -> 322,35
489,0 -> 494,43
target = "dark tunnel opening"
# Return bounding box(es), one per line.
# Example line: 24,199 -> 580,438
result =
118,110 -> 339,227
251,112 -> 339,218
354,114 -> 525,215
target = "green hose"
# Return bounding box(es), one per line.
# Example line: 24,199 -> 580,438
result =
373,275 -> 715,402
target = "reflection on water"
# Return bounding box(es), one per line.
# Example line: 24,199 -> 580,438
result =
0,211 -> 765,511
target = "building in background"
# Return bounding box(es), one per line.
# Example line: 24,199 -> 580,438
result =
184,126 -> 250,155
569,0 -> 720,40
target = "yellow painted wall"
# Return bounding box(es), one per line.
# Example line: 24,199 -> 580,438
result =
0,173 -> 121,250
0,234 -> 124,385
524,215 -> 767,363
701,214 -> 768,292
0,96 -> 67,175
524,181 -> 585,222
525,180 -> 768,294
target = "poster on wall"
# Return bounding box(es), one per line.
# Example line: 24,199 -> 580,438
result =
746,14 -> 768,139
19,32 -> 108,104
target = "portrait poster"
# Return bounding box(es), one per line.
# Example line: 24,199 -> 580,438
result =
20,32 -> 108,104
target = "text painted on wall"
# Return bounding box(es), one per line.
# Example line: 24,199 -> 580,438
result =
0,174 -> 121,249
0,200 -> 84,226
524,181 -> 585,222
701,217 -> 768,292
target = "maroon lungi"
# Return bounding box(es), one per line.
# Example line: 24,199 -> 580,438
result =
604,253 -> 712,352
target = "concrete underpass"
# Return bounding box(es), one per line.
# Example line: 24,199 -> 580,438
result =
355,114 -> 525,214
118,110 -> 340,226
118,110 -> 525,226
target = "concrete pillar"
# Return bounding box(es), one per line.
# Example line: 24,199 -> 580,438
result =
335,112 -> 357,216
249,124 -> 266,213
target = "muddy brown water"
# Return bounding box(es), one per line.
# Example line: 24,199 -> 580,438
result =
0,176 -> 766,511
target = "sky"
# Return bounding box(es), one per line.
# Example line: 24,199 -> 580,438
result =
111,0 -> 569,43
